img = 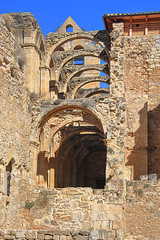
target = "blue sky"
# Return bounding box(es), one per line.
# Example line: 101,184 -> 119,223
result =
1,0 -> 160,36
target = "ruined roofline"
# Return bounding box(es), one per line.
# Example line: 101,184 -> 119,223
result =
2,12 -> 41,31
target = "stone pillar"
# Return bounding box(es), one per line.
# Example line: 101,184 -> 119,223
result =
103,97 -> 126,240
110,22 -> 124,98
40,65 -> 50,97
22,44 -> 41,94
30,141 -> 39,185
48,168 -> 55,189
104,105 -> 125,192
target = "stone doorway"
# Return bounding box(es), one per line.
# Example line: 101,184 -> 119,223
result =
36,106 -> 106,189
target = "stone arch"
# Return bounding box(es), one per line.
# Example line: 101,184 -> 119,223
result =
38,106 -> 104,148
39,40 -> 46,64
68,77 -> 109,99
85,89 -> 110,98
44,118 -> 103,151
63,65 -> 109,92
33,103 -> 104,136
56,51 -> 109,82
34,30 -> 46,58
48,126 -> 103,154
32,103 -> 107,189
46,32 -> 109,65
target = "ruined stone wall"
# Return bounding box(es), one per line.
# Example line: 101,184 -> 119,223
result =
0,229 -> 110,240
0,11 -> 160,240
124,35 -> 160,179
26,187 -> 122,235
6,95 -> 124,238
0,16 -> 32,228
125,178 -> 160,240
2,12 -> 46,95
0,187 -> 122,239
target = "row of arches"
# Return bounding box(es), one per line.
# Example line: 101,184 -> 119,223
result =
30,23 -> 110,189
34,105 -> 107,189
31,25 -> 110,100
48,33 -> 110,99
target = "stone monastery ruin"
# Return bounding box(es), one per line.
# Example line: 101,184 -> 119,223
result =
0,11 -> 160,240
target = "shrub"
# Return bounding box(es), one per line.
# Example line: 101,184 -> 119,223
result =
25,201 -> 34,210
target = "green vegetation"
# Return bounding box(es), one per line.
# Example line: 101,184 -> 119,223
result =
25,201 -> 34,210
134,189 -> 143,197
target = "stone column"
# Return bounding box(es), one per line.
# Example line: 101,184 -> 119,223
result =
30,141 -> 39,185
110,22 -> 124,98
40,65 -> 50,98
23,44 -> 41,94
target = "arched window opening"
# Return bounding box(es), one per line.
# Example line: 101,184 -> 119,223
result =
40,41 -> 45,54
66,24 -> 73,32
74,45 -> 84,50
49,59 -> 54,81
54,46 -> 64,52
49,59 -> 53,68
40,41 -> 45,66
6,158 -> 14,196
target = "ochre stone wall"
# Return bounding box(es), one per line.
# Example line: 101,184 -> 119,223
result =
0,15 -> 32,228
147,37 -> 160,177
26,187 -> 122,234
0,229 -> 109,240
124,35 -> 160,179
125,179 -> 160,240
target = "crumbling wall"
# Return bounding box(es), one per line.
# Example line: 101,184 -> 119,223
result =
25,96 -> 125,237
125,178 -> 160,240
0,15 -> 32,228
0,11 -> 160,240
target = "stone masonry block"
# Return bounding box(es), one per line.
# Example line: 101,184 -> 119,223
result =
4,235 -> 14,240
53,236 -> 60,240
26,231 -> 37,240
140,175 -> 148,180
37,234 -> 45,240
45,235 -> 53,240
60,236 -> 67,240
149,174 -> 157,181
89,230 -> 99,240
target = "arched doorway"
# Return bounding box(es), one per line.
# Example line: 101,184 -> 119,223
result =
36,106 -> 106,189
